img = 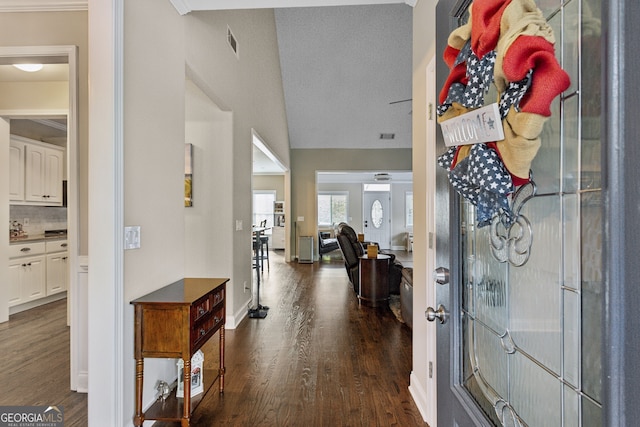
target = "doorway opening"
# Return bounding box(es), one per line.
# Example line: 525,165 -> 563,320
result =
0,45 -> 82,392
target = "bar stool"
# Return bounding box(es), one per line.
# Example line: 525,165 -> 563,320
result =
258,220 -> 270,271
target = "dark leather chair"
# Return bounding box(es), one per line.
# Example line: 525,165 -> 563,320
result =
335,222 -> 402,295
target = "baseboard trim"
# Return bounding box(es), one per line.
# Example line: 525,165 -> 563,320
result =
409,371 -> 430,424
226,296 -> 251,329
9,292 -> 67,315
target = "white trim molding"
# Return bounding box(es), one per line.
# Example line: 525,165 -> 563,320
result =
170,0 -> 415,14
0,0 -> 87,12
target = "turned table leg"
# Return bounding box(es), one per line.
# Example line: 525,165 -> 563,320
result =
133,358 -> 144,426
182,358 -> 191,426
220,326 -> 225,393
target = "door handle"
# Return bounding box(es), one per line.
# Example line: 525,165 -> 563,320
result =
425,304 -> 448,324
433,267 -> 450,285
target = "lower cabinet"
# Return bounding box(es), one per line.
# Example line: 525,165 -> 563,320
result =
8,255 -> 46,306
46,252 -> 68,295
9,239 -> 68,308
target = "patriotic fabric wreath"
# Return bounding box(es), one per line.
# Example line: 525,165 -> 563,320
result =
437,0 -> 570,227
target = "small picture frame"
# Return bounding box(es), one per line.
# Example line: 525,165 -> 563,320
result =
176,350 -> 204,398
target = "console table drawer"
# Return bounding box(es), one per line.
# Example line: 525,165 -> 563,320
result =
191,286 -> 225,324
192,305 -> 225,351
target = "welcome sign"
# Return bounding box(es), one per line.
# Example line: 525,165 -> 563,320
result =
440,103 -> 504,147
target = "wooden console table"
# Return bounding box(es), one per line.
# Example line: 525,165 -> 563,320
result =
131,277 -> 228,427
358,254 -> 390,307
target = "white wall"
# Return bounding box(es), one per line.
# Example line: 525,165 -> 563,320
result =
0,82 -> 68,111
112,1 -> 291,424
184,9 -> 291,327
410,0 -> 437,425
253,175 -> 285,201
184,79 -> 235,290
121,0 -> 187,420
0,118 -> 9,322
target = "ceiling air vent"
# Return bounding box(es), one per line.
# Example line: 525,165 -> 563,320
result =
379,133 -> 395,140
374,173 -> 392,182
227,26 -> 239,58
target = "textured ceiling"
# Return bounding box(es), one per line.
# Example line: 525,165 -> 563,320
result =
275,4 -> 413,150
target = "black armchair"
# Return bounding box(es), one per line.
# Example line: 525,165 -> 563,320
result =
335,222 -> 402,295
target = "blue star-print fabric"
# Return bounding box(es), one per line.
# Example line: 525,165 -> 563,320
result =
438,144 -> 515,227
437,40 -> 533,119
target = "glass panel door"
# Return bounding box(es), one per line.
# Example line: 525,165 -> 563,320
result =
435,0 -> 603,425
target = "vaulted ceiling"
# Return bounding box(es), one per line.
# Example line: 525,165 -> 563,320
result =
172,0 -> 414,151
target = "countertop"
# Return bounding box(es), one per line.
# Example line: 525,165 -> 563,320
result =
10,234 -> 67,244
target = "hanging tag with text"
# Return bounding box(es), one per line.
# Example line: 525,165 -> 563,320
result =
440,103 -> 504,147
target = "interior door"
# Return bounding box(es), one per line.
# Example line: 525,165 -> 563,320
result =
432,0 -> 603,426
363,190 -> 391,249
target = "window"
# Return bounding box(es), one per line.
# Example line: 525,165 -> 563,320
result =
253,191 -> 276,227
406,192 -> 413,228
363,183 -> 391,192
317,192 -> 348,227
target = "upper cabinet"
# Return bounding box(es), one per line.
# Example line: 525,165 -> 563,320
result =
9,139 -> 25,201
10,135 -> 65,206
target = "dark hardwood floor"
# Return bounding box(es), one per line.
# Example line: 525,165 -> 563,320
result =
167,249 -> 425,426
0,298 -> 88,426
0,248 -> 424,426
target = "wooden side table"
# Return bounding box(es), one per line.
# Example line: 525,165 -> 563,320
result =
131,277 -> 228,427
358,254 -> 390,307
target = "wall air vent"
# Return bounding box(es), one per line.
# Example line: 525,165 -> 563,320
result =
227,26 -> 239,59
379,133 -> 395,140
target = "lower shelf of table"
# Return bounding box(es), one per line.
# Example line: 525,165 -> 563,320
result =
143,368 -> 220,422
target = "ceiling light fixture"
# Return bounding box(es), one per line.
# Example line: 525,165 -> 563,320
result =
374,173 -> 392,182
13,63 -> 43,72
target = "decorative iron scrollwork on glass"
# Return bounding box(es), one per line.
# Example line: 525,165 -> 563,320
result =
489,181 -> 536,266
499,330 -> 516,354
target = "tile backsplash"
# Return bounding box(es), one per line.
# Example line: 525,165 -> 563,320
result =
9,205 -> 67,236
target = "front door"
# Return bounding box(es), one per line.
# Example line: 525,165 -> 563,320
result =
363,190 -> 391,249
432,0 -> 604,425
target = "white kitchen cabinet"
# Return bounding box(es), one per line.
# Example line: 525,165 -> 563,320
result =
46,240 -> 69,295
8,240 -> 68,309
25,142 -> 64,205
9,135 -> 65,206
8,241 -> 47,307
46,252 -> 68,295
8,261 -> 22,306
9,139 -> 25,201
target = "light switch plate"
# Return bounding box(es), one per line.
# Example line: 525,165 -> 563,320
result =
124,226 -> 141,250
235,220 -> 243,231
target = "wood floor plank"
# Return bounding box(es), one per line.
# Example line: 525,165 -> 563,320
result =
0,299 -> 88,426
